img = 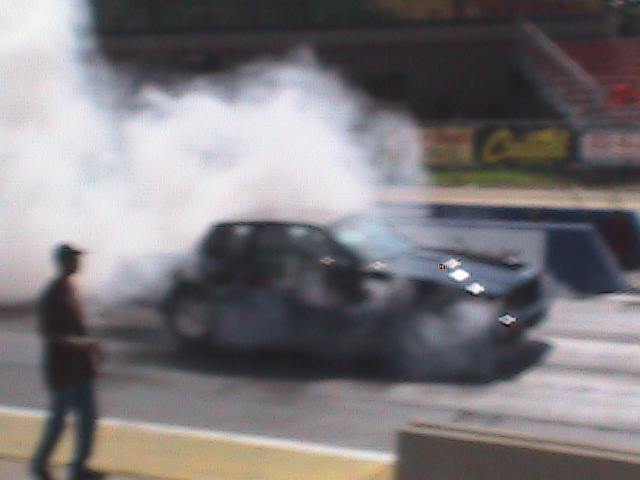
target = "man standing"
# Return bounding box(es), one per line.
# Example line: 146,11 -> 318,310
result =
30,244 -> 106,480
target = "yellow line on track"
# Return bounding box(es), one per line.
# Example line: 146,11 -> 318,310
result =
0,407 -> 394,480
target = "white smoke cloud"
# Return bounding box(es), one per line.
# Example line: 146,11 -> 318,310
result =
0,0 -> 426,304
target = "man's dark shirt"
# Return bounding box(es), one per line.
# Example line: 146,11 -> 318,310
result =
38,276 -> 95,388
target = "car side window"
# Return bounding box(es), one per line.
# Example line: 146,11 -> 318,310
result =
290,227 -> 357,268
200,224 -> 253,283
247,225 -> 349,291
246,225 -> 299,289
287,226 -> 364,305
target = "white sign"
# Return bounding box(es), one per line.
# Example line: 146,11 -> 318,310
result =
581,131 -> 640,166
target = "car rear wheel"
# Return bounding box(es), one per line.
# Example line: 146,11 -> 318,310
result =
165,285 -> 213,350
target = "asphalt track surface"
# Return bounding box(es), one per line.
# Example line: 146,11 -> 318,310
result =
3,185 -> 640,480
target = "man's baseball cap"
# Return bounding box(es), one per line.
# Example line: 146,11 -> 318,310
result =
53,243 -> 86,260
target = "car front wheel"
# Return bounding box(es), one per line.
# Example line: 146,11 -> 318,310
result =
388,299 -> 498,381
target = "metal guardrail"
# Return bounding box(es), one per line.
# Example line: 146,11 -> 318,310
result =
380,202 -> 633,294
517,19 -> 640,128
520,19 -> 606,101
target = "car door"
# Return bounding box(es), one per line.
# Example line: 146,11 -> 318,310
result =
218,224 -> 300,348
286,226 -> 364,308
287,226 -> 392,357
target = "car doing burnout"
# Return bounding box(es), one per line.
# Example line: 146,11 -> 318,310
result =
162,215 -> 549,379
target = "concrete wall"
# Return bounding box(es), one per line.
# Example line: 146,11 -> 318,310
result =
397,421 -> 640,480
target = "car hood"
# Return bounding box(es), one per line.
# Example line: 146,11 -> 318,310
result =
369,248 -> 536,298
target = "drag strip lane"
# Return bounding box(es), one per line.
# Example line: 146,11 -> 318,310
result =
3,302 -> 640,455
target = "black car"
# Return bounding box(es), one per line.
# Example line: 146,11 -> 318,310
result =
162,215 -> 549,379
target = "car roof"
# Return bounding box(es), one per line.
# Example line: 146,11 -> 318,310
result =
214,220 -> 323,229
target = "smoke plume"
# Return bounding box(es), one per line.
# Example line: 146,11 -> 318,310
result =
0,0 -> 426,304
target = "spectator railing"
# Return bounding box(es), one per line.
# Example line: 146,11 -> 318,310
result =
519,20 -> 640,127
518,19 -> 607,127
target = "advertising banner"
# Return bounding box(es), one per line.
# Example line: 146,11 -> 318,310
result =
475,125 -> 573,169
580,130 -> 640,167
423,126 -> 474,167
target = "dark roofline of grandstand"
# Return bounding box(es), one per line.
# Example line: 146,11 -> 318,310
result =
94,11 -> 606,37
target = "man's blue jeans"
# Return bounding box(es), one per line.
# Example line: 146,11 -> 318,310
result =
31,379 -> 97,475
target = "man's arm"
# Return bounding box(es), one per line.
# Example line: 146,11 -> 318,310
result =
42,332 -> 104,367
39,285 -> 100,351
44,333 -> 98,348
41,332 -> 101,358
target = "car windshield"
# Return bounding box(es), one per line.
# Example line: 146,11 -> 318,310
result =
330,215 -> 414,260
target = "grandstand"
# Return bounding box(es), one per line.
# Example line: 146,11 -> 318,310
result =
92,0 -> 612,124
520,15 -> 640,128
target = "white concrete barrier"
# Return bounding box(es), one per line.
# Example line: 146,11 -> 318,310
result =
396,421 -> 640,480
